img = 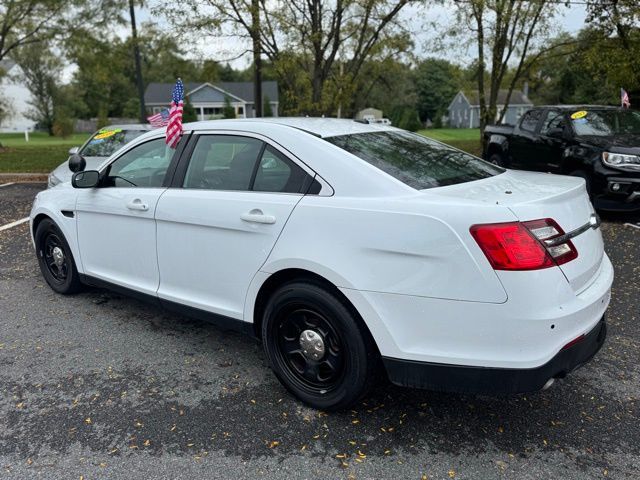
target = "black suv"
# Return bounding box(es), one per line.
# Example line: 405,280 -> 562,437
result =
483,106 -> 640,211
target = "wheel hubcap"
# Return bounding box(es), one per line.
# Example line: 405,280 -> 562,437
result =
299,329 -> 325,360
52,247 -> 65,267
42,234 -> 68,282
276,307 -> 344,391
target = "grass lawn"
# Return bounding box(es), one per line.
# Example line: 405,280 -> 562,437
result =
0,128 -> 484,174
418,128 -> 482,157
0,132 -> 89,147
0,132 -> 91,173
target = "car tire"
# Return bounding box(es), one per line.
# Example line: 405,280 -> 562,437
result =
569,170 -> 592,198
488,152 -> 505,167
261,280 -> 379,411
35,218 -> 83,295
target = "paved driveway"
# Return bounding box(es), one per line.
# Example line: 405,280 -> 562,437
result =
0,183 -> 638,479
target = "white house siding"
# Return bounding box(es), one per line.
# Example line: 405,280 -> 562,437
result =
0,63 -> 37,132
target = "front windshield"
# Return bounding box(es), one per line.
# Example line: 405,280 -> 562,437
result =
325,130 -> 503,190
80,128 -> 147,157
570,109 -> 640,136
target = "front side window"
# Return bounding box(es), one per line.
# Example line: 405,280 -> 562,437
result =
540,110 -> 566,135
326,130 -> 503,190
105,137 -> 174,188
520,110 -> 542,132
183,135 -> 263,190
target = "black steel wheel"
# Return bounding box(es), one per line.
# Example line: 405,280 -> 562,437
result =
35,218 -> 83,294
262,280 -> 379,411
276,307 -> 345,392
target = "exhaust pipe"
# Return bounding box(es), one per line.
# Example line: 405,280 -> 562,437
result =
542,378 -> 555,390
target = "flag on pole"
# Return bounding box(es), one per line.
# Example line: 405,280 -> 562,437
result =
166,79 -> 184,148
621,88 -> 631,109
147,108 -> 170,128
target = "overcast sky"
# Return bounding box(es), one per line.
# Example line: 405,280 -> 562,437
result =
63,2 -> 588,81
174,3 -> 587,69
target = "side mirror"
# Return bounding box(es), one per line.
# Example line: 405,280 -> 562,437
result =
68,146 -> 80,155
68,153 -> 86,173
72,170 -> 100,189
547,127 -> 564,139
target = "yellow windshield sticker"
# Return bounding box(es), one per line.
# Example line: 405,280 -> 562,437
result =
94,129 -> 121,140
571,110 -> 587,120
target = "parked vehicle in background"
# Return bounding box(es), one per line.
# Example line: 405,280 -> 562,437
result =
31,118 -> 611,410
47,124 -> 153,188
483,106 -> 640,211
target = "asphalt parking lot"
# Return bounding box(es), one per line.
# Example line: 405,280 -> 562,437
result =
0,183 -> 639,479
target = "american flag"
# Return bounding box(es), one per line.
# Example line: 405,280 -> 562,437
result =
166,79 -> 184,148
147,108 -> 169,128
621,88 -> 631,109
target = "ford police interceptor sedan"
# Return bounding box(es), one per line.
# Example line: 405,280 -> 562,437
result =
30,118 -> 613,410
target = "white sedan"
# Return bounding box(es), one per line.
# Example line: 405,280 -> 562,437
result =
30,118 -> 612,410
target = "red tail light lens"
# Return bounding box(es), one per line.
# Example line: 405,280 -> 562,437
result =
470,218 -> 578,271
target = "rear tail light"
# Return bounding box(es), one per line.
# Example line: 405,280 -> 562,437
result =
470,218 -> 578,271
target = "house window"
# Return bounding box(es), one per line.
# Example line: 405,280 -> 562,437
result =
203,107 -> 222,116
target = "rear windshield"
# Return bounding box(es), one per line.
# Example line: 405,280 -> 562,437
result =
570,109 -> 640,136
80,128 -> 147,157
325,130 -> 503,190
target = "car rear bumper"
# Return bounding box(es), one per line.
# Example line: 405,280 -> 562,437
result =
383,318 -> 606,394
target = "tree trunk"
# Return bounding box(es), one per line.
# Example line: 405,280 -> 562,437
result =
252,0 -> 262,118
129,0 -> 146,123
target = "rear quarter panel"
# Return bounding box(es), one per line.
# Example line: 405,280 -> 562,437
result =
261,194 -> 515,303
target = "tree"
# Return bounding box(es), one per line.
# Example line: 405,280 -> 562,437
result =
0,0 -> 67,63
415,58 -> 463,124
128,0 -> 146,122
451,0 -> 563,138
263,94 -> 273,117
13,43 -> 62,135
67,29 -> 134,118
349,58 -> 416,119
585,0 -> 640,93
223,96 -> 236,118
183,97 -> 198,122
157,0 -> 417,115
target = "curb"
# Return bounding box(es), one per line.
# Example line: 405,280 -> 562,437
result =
0,173 -> 48,183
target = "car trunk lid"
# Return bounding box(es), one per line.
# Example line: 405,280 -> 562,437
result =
428,170 -> 604,293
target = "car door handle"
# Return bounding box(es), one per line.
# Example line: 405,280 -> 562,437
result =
126,199 -> 149,211
240,209 -> 276,224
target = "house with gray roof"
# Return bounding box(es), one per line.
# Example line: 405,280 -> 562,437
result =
447,88 -> 533,128
144,81 -> 279,120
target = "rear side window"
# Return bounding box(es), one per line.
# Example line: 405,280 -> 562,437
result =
253,146 -> 309,193
325,130 -> 503,190
183,135 -> 263,190
519,110 -> 543,132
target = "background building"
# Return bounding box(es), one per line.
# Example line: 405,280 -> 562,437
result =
145,81 -> 279,119
0,59 -> 37,133
447,89 -> 533,128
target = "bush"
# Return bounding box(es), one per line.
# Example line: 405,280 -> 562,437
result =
223,96 -> 236,119
390,106 -> 422,131
183,98 -> 198,122
52,116 -> 74,138
263,95 -> 273,117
